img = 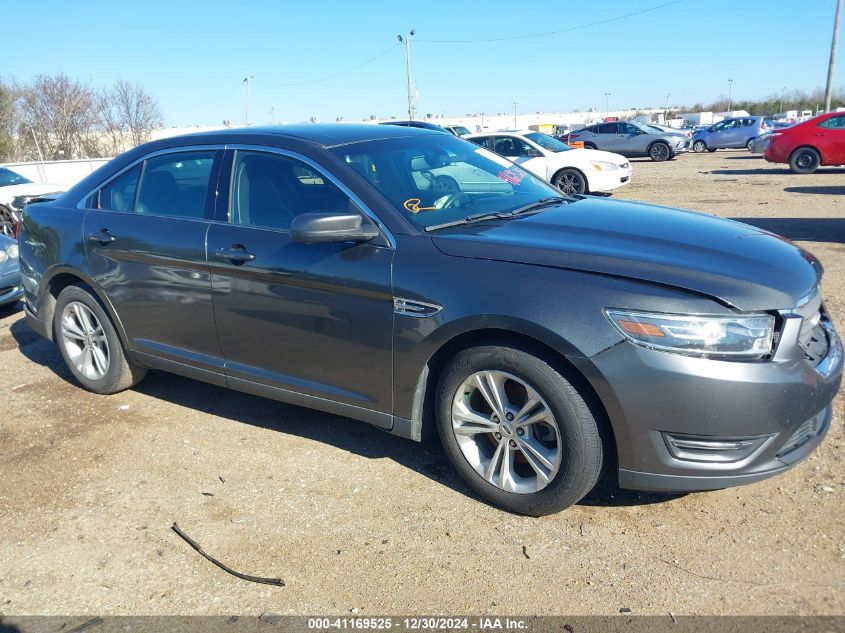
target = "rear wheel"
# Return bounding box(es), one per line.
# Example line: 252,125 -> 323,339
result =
54,285 -> 147,394
552,168 -> 587,195
435,344 -> 604,516
649,141 -> 671,162
692,140 -> 707,153
788,147 -> 821,174
746,137 -> 756,150
583,142 -> 598,150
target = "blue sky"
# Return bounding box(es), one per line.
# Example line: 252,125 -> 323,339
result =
6,0 -> 842,126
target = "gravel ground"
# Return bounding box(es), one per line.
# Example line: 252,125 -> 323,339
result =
0,150 -> 843,616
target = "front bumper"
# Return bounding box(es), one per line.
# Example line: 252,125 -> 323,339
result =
588,167 -> 632,193
0,267 -> 23,306
576,317 -> 843,493
673,139 -> 691,153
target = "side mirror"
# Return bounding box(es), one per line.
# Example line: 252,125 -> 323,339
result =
291,212 -> 379,244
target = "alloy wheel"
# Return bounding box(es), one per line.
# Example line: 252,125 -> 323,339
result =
555,172 -> 584,195
451,370 -> 562,494
650,143 -> 670,161
693,140 -> 707,153
60,301 -> 111,380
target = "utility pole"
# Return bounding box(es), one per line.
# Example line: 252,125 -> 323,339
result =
824,0 -> 842,113
779,86 -> 787,115
397,31 -> 416,120
243,75 -> 254,126
513,101 -> 518,130
665,92 -> 671,114
604,92 -> 611,118
727,79 -> 733,113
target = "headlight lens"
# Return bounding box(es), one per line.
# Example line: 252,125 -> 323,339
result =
605,309 -> 775,359
591,161 -> 620,171
0,250 -> 7,264
6,244 -> 18,259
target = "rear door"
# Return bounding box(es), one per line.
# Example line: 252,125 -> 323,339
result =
206,147 -> 395,421
592,123 -> 619,151
83,147 -> 224,374
815,114 -> 845,164
492,136 -> 548,179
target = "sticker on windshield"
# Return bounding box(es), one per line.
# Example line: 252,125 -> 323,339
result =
404,198 -> 438,214
497,167 -> 526,186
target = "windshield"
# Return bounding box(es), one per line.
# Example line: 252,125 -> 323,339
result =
330,135 -> 561,230
0,167 -> 33,187
452,126 -> 471,136
523,132 -> 571,152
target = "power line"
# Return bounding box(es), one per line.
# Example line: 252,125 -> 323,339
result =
256,43 -> 401,88
415,0 -> 684,43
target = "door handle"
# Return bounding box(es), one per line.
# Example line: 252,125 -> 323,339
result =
214,247 -> 255,262
88,230 -> 116,244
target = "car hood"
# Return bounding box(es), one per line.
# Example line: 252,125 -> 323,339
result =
431,197 -> 821,311
0,183 -> 65,205
560,148 -> 628,166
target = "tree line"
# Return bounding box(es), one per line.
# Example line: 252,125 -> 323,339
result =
0,74 -> 162,163
679,87 -> 844,117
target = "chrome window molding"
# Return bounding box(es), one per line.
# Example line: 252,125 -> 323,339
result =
74,144 -> 227,211
223,144 -> 396,250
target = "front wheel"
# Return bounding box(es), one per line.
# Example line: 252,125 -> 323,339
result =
649,141 -> 671,162
789,147 -> 821,174
435,344 -> 604,516
54,284 -> 147,394
552,168 -> 587,195
692,140 -> 708,153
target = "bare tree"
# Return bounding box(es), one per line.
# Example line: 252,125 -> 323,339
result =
99,80 -> 162,151
18,74 -> 100,159
0,79 -> 16,161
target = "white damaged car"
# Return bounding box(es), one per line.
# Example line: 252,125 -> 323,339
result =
467,131 -> 631,195
0,166 -> 64,236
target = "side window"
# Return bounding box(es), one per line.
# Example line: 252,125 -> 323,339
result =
596,123 -> 618,134
136,151 -> 216,219
621,123 -> 639,134
818,115 -> 845,129
493,136 -> 521,157
98,164 -> 142,211
470,136 -> 493,150
230,151 -> 356,232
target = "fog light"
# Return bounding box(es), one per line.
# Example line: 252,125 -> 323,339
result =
663,433 -> 773,463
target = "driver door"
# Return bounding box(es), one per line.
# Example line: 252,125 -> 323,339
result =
206,148 -> 395,422
493,136 -> 548,180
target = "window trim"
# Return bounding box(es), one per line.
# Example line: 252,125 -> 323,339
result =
75,144 -> 227,216
221,144 -> 396,249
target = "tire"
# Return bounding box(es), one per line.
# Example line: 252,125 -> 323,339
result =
0,205 -> 16,237
746,137 -> 756,150
54,284 -> 146,394
692,140 -> 708,153
788,147 -> 821,174
552,168 -> 587,195
435,343 -> 604,516
648,141 -> 671,162
708,148 -> 717,153
583,142 -> 598,150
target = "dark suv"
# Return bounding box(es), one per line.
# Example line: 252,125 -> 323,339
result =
19,125 -> 842,516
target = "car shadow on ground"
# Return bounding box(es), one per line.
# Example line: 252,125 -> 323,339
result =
730,217 -> 845,244
784,185 -> 845,196
9,317 -> 683,512
710,167 -> 845,176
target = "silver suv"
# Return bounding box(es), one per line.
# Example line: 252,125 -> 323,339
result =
565,121 -> 690,161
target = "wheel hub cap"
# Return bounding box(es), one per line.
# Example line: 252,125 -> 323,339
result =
60,301 -> 110,381
451,370 -> 562,494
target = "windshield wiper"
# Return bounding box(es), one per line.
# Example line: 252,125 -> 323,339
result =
424,196 -> 567,233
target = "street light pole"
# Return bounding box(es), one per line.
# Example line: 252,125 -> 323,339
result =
397,31 -> 416,120
779,86 -> 787,115
824,0 -> 842,113
665,92 -> 671,114
604,92 -> 611,118
727,79 -> 733,113
243,75 -> 254,126
513,101 -> 518,130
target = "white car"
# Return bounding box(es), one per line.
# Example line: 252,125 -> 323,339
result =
466,131 -> 631,195
0,166 -> 64,235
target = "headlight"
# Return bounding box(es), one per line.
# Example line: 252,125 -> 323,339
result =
605,309 -> 775,359
0,250 -> 7,264
591,161 -> 620,171
6,244 -> 18,259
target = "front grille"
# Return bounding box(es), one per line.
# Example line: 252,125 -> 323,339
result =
777,411 -> 825,457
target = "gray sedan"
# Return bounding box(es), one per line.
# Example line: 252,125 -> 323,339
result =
566,121 -> 690,161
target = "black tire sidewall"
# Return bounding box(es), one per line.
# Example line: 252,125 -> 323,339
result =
435,345 -> 603,516
649,142 -> 670,161
789,148 -> 820,174
54,285 -> 130,393
554,169 -> 587,195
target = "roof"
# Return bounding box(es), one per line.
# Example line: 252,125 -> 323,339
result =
177,123 -> 438,147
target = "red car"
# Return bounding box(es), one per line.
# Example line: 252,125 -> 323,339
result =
764,111 -> 845,173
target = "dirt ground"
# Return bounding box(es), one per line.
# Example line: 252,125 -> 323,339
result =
0,150 -> 843,617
